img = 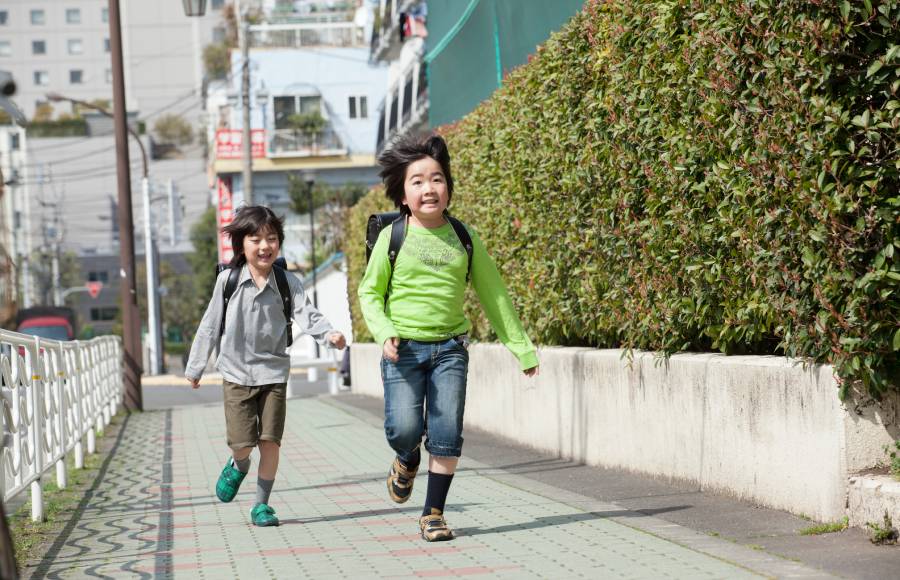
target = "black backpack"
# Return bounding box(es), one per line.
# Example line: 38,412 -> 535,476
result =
215,256 -> 294,347
365,212 -> 474,290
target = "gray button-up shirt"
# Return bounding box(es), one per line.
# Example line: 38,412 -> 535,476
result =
185,265 -> 335,386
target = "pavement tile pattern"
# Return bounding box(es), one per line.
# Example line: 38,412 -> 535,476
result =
22,397 -> 769,579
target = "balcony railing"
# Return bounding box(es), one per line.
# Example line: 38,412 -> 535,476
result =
249,22 -> 367,49
376,57 -> 428,152
268,127 -> 348,158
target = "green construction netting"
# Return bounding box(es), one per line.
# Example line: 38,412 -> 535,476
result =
425,0 -> 586,127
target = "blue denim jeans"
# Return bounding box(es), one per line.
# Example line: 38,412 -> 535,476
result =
381,337 -> 469,463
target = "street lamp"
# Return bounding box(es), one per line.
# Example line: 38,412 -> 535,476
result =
47,91 -> 163,378
305,172 -> 319,358
181,0 -> 207,17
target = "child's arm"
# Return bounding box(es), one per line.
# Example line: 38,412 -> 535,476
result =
357,227 -> 399,350
289,276 -> 339,347
184,270 -> 228,385
469,229 -> 539,372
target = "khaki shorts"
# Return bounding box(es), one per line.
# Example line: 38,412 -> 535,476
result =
223,380 -> 287,450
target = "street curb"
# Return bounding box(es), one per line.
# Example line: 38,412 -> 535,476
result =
323,395 -> 840,580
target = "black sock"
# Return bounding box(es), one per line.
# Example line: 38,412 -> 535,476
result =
422,471 -> 454,516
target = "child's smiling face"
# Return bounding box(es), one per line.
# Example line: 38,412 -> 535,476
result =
402,156 -> 449,226
243,225 -> 280,273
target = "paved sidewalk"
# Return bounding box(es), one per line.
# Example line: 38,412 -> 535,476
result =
21,396 -> 837,579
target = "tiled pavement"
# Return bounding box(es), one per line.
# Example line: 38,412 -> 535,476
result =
21,396 -> 837,579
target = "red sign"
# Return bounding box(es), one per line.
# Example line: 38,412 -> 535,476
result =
215,129 -> 267,159
217,176 -> 234,264
86,281 -> 103,298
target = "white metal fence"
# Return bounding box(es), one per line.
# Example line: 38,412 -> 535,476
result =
0,330 -> 122,521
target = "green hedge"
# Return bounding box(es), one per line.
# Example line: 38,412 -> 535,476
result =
26,119 -> 88,137
346,0 -> 900,397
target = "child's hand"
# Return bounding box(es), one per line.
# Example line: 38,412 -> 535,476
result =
328,332 -> 347,349
383,337 -> 400,363
186,377 -> 200,389
524,366 -> 539,377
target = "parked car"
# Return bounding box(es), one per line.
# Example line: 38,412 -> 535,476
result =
16,307 -> 76,341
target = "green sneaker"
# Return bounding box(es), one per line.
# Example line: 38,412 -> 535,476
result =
251,503 -> 279,527
215,459 -> 247,503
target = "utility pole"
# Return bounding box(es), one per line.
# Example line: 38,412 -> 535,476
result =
142,178 -> 161,375
108,0 -> 143,410
40,200 -> 63,306
18,136 -> 33,308
167,179 -> 177,246
239,3 -> 253,204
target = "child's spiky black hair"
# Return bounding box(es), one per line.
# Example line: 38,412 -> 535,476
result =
376,134 -> 454,213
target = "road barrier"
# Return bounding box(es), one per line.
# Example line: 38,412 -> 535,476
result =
0,330 -> 122,522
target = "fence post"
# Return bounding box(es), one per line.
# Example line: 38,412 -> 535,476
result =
29,336 -> 45,522
72,343 -> 84,469
54,345 -> 67,490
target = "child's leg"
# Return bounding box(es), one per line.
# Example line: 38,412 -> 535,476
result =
257,441 -> 280,480
382,341 -> 428,503
253,383 -> 286,521
418,338 -> 467,541
218,382 -> 262,503
382,344 -> 427,464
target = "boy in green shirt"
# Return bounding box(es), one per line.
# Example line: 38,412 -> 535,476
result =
358,134 -> 539,541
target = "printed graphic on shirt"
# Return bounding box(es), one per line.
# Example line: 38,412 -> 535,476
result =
409,229 -> 463,273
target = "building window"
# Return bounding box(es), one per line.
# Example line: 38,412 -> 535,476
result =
68,39 -> 83,55
90,307 -> 118,321
348,96 -> 368,119
212,27 -> 226,43
273,95 -> 322,129
31,10 -> 45,25
32,40 -> 47,55
101,7 -> 108,23
88,271 -> 109,283
66,8 -> 81,24
0,42 -> 10,57
34,71 -> 49,86
0,11 -> 8,25
104,38 -> 110,52
70,70 -> 83,84
212,0 -> 225,8
105,68 -> 112,84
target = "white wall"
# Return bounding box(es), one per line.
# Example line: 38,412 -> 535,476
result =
351,343 -> 900,522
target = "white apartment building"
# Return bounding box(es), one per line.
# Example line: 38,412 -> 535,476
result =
0,0 -> 228,120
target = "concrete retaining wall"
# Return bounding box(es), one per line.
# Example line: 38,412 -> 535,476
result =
350,343 -> 900,522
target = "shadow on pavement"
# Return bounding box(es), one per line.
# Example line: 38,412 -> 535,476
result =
455,506 -> 692,538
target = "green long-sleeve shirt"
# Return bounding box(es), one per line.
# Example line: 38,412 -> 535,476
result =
358,220 -> 538,371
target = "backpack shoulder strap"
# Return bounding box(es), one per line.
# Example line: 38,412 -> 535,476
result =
447,216 -> 474,282
219,266 -> 241,339
385,214 -> 407,293
273,265 -> 293,347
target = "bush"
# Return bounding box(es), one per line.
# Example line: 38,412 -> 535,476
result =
26,118 -> 87,137
153,114 -> 193,145
346,0 -> 900,397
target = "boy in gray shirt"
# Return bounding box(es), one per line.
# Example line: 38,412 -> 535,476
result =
185,205 -> 346,526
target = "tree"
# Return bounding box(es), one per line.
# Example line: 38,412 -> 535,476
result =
286,112 -> 326,137
288,178 -> 368,267
136,257 -> 199,344
29,249 -> 81,307
203,43 -> 230,80
187,206 -> 219,332
153,114 -> 194,145
32,103 -> 54,122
